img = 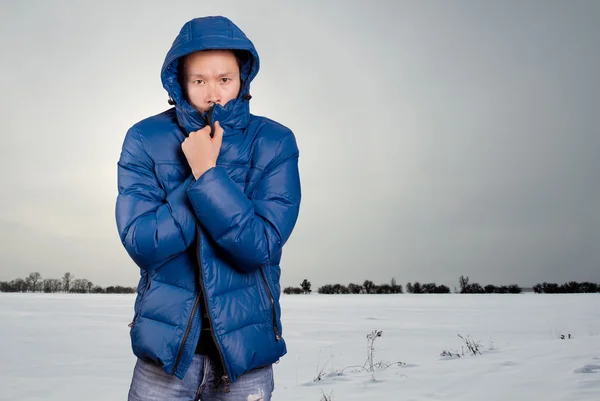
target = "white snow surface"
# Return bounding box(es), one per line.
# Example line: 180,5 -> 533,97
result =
1,293 -> 599,400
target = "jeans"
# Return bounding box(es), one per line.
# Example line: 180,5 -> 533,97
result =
127,354 -> 274,401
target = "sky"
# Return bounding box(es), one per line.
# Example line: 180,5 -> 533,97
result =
0,0 -> 598,290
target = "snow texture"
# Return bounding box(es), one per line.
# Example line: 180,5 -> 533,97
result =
0,292 -> 598,400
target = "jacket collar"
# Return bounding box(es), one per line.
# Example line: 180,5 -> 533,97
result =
160,16 -> 260,135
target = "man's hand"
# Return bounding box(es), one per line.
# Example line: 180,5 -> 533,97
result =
182,121 -> 224,179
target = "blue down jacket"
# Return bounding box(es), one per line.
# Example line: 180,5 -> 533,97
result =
115,16 -> 301,386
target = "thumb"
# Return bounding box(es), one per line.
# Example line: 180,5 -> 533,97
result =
213,121 -> 224,146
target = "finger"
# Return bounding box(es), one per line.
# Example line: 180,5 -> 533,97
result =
215,121 -> 225,137
202,124 -> 212,135
213,121 -> 224,146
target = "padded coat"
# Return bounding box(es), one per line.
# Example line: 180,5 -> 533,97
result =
115,16 -> 301,386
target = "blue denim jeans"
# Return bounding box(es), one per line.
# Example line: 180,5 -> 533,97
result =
127,354 -> 274,401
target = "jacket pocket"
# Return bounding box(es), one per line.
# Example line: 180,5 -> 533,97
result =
258,266 -> 281,341
255,269 -> 270,314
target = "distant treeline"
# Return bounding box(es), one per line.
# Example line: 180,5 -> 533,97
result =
0,272 -> 136,294
2,273 -> 598,296
532,281 -> 600,294
285,277 -> 520,295
284,276 -> 600,295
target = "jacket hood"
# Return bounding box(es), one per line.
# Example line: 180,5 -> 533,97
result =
160,16 -> 260,134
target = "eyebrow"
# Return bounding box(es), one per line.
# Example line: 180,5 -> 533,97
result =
188,72 -> 235,78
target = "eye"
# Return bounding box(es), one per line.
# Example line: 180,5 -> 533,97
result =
220,78 -> 230,83
193,80 -> 204,85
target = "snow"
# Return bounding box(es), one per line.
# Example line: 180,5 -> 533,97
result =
1,292 -> 598,400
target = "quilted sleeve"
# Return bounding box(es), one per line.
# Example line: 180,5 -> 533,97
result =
186,130 -> 301,273
115,127 -> 197,270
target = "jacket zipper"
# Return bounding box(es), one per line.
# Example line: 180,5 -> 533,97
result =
259,267 -> 281,341
198,104 -> 216,138
195,106 -> 232,392
171,291 -> 201,375
196,223 -> 231,392
169,107 -> 218,376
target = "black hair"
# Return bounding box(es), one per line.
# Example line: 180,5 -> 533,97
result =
232,50 -> 248,72
178,49 -> 248,80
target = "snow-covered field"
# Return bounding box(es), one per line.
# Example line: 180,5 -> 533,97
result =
0,292 -> 599,400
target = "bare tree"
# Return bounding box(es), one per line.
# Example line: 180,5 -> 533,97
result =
10,278 -> 28,292
376,284 -> 392,294
52,279 -> 63,293
363,280 -> 376,294
412,282 -> 424,294
459,275 -> 470,293
71,279 -> 89,293
423,283 -> 437,293
91,285 -> 105,294
300,279 -> 311,294
42,279 -> 61,293
27,272 -> 42,293
347,283 -> 362,294
283,286 -> 303,294
63,272 -> 73,293
390,278 -> 403,294
87,281 -> 94,293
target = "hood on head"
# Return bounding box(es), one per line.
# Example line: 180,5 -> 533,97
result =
160,16 -> 260,115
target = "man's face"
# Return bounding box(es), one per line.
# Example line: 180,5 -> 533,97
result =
180,50 -> 241,114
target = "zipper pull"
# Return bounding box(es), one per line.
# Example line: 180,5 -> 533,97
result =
222,375 -> 231,393
273,324 -> 281,341
274,321 -> 281,340
207,104 -> 216,138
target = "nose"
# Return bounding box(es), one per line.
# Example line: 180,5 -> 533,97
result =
207,84 -> 220,105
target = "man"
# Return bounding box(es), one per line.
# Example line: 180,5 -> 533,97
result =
116,15 -> 301,400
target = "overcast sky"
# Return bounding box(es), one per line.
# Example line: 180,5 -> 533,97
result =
0,0 -> 598,290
